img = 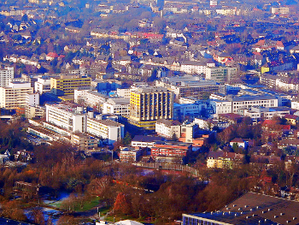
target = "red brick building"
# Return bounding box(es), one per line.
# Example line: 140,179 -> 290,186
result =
151,142 -> 192,159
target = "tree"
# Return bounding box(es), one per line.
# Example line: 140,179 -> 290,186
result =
122,132 -> 132,146
30,207 -> 45,225
113,192 -> 131,215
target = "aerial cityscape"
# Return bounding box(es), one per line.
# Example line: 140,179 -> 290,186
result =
1,0 -> 299,224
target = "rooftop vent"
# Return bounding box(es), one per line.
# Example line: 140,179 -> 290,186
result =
256,206 -> 259,209
274,215 -> 278,218
250,208 -> 253,211
268,208 -> 271,211
246,216 -> 249,219
233,204 -> 237,207
262,211 -> 265,214
293,217 -> 296,220
286,221 -> 290,224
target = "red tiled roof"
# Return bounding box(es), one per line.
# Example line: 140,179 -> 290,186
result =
47,52 -> 58,58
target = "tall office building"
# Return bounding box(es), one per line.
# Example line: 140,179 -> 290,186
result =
50,75 -> 91,96
129,86 -> 173,130
0,66 -> 14,87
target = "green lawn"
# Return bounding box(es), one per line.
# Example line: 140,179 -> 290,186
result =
73,196 -> 100,212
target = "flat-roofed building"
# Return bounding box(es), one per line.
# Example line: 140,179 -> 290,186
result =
155,119 -> 181,139
117,88 -> 131,98
131,135 -> 164,149
156,75 -> 219,99
71,133 -> 99,150
46,104 -> 87,132
151,142 -> 192,160
183,192 -> 299,225
50,75 -> 91,96
45,103 -> 124,144
0,66 -> 14,87
35,76 -> 51,94
74,90 -> 108,110
103,98 -> 130,116
228,95 -> 279,114
25,105 -> 45,119
86,118 -> 124,144
129,86 -> 174,130
205,66 -> 237,83
0,82 -> 33,109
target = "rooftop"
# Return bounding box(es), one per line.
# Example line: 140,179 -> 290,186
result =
184,192 -> 299,225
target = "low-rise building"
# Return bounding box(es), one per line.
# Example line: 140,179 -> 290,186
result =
71,133 -> 99,151
243,107 -> 290,121
156,75 -> 219,98
151,142 -> 192,159
86,118 -> 124,144
102,98 -> 130,116
119,147 -> 143,162
207,150 -> 244,169
74,90 -> 108,110
205,66 -> 237,83
131,135 -> 164,149
228,95 -> 279,114
25,105 -> 45,119
155,119 -> 181,139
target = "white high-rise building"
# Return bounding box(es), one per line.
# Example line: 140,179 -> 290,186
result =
0,66 -> 14,87
0,82 -> 33,109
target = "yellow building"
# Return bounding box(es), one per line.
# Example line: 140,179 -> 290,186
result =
50,75 -> 91,96
129,86 -> 173,130
207,150 -> 244,169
